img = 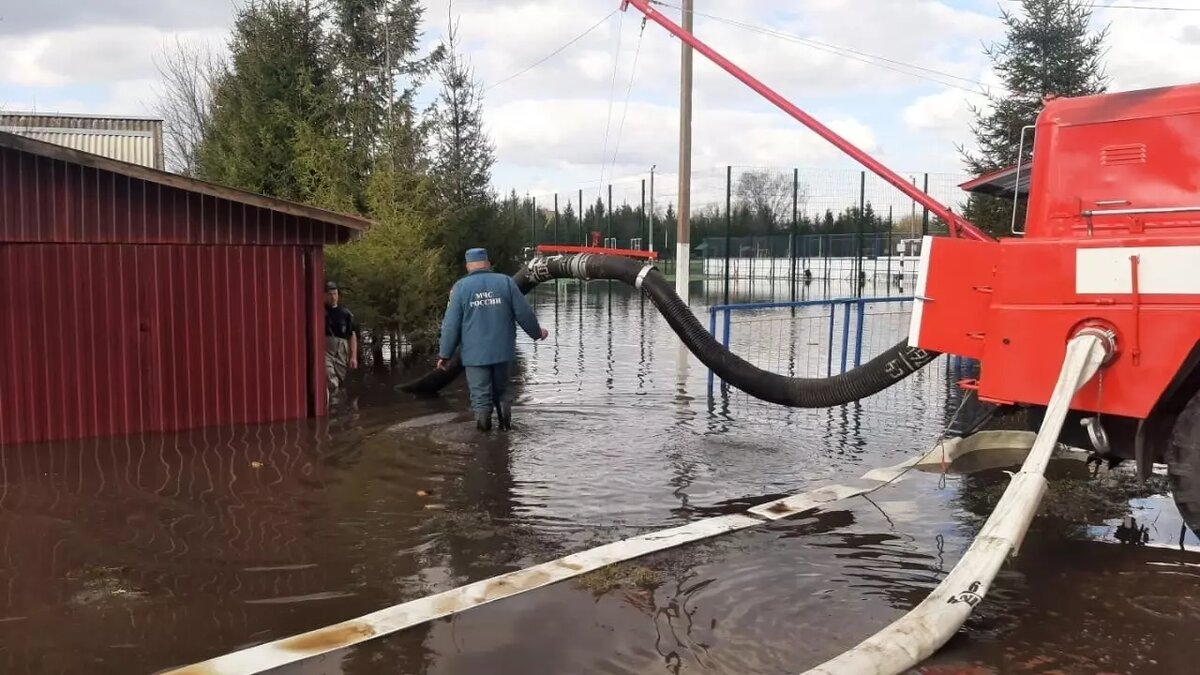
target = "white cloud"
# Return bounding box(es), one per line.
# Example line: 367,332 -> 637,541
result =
8,0 -> 1200,201
0,34 -> 66,87
0,26 -> 227,88
0,0 -> 230,36
485,98 -> 879,192
1098,4 -> 1200,91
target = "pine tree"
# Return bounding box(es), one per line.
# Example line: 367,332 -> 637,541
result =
961,0 -> 1109,237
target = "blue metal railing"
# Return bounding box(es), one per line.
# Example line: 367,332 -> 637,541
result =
706,296 -> 915,397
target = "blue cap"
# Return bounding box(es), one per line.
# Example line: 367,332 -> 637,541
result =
465,248 -> 489,263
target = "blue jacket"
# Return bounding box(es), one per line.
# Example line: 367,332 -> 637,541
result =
438,269 -> 543,366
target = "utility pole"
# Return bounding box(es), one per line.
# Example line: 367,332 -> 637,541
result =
675,0 -> 694,304
649,165 -> 656,253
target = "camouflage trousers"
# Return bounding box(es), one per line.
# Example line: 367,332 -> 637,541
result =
326,336 -> 350,397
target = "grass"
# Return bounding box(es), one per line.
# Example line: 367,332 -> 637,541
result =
577,562 -> 663,595
962,463 -> 1171,536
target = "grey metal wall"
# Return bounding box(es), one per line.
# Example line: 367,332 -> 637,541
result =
0,112 -> 164,169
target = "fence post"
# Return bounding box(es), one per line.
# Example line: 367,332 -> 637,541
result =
857,171 -> 866,297
826,302 -> 836,377
553,193 -> 559,245
641,179 -> 646,249
791,168 -> 798,300
823,234 -> 830,283
840,300 -> 851,374
886,230 -> 892,295
531,196 -> 537,248
722,307 -> 732,393
607,184 -> 613,241
854,298 -> 866,368
749,234 -> 755,282
724,165 -> 732,306
921,173 -> 930,237
708,307 -> 717,397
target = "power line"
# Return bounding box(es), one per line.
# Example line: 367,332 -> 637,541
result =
1095,3 -> 1200,8
597,11 -> 626,198
607,19 -> 648,188
1004,0 -> 1200,10
486,10 -> 618,92
650,1 -> 990,94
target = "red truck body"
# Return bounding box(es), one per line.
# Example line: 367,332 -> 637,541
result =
911,84 -> 1200,420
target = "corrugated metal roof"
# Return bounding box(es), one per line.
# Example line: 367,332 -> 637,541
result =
0,130 -> 372,235
0,111 -> 162,129
0,112 -> 164,169
0,126 -> 158,169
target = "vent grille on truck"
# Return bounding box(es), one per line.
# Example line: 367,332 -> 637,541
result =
1101,143 -> 1147,166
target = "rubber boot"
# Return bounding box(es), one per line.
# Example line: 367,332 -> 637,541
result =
475,411 -> 492,432
497,402 -> 513,431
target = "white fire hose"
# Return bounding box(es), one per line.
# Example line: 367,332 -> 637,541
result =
165,331 -> 1113,675
802,329 -> 1114,675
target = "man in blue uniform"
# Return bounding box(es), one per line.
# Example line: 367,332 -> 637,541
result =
437,248 -> 548,431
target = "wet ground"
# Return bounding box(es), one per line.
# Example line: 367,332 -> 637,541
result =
2,278 -> 1200,674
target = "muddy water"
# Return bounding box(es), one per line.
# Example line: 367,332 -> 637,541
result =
1,278 -> 1198,674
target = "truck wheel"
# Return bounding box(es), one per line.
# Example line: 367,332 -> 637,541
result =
1167,390 -> 1200,536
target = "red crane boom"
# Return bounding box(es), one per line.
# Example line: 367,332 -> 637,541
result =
619,0 -> 993,242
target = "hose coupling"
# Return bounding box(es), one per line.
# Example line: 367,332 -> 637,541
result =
1073,324 -> 1119,366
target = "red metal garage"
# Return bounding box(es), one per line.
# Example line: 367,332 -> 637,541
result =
0,131 -> 370,446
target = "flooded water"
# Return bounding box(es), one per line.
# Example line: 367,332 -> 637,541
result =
2,278 -> 1199,674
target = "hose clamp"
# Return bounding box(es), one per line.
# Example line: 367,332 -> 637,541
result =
1074,324 -> 1119,366
572,254 -> 592,280
635,264 -> 653,289
526,256 -> 552,283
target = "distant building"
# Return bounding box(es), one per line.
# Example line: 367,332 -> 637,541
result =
0,111 -> 165,170
0,130 -> 371,447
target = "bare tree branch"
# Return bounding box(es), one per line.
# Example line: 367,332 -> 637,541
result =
153,37 -> 226,175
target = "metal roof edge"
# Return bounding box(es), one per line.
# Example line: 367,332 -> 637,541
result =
0,130 -> 373,232
0,126 -> 155,138
0,110 -> 164,122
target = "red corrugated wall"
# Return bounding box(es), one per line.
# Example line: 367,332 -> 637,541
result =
0,141 -> 347,446
0,244 -> 319,445
0,146 -> 350,246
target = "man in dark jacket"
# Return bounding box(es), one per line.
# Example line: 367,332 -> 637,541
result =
325,281 -> 358,403
437,248 -> 548,431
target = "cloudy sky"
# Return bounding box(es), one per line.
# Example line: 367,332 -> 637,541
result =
3,0 -> 1200,209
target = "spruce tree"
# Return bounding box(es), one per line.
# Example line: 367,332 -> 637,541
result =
961,0 -> 1109,237
197,1 -> 347,205
330,0 -> 441,209
432,15 -> 494,207
429,10 -> 515,269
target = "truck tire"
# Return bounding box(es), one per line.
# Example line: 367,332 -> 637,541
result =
1167,389 -> 1200,536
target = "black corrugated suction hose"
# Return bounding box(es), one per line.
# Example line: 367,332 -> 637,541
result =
397,254 -> 941,407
